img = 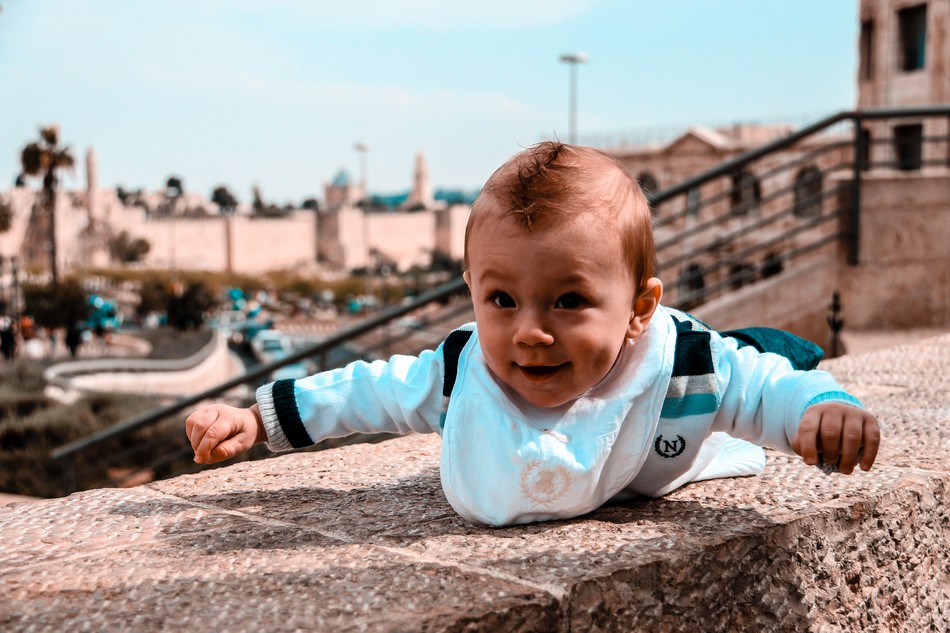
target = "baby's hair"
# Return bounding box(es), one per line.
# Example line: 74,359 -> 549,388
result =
465,141 -> 656,293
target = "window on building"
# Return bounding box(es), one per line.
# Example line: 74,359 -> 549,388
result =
637,171 -> 659,216
729,262 -> 757,290
761,252 -> 784,279
678,263 -> 705,310
730,170 -> 761,216
860,19 -> 875,81
859,127 -> 872,171
686,187 -> 701,218
894,123 -> 923,170
793,166 -> 823,217
636,171 -> 658,193
898,4 -> 927,71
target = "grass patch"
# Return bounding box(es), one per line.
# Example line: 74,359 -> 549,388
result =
0,327 -> 215,498
0,372 -> 169,497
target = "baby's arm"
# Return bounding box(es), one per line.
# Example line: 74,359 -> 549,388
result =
186,403 -> 266,464
711,336 -> 881,474
791,401 -> 881,473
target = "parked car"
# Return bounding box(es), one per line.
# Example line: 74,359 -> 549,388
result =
250,330 -> 312,380
212,310 -> 247,345
251,330 -> 293,363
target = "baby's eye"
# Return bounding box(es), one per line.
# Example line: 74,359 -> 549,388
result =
490,292 -> 515,308
555,293 -> 584,309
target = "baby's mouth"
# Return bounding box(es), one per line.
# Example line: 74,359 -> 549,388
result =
518,363 -> 566,381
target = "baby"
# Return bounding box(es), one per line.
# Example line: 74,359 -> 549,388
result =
187,142 -> 880,526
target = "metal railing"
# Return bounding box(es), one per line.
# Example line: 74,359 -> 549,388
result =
50,105 -> 950,495
51,276 -> 471,494
648,105 -> 950,309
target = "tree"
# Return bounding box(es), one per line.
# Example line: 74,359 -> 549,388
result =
166,280 -> 215,331
165,176 -> 183,197
251,185 -> 287,217
0,198 -> 11,233
211,185 -> 239,214
22,278 -> 87,330
301,197 -> 320,210
136,275 -> 169,319
109,230 -> 151,263
164,175 -> 184,216
20,125 -> 75,284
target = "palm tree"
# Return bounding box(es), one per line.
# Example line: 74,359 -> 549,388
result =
20,125 -> 75,284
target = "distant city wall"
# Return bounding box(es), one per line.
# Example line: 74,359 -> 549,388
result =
0,190 -> 470,278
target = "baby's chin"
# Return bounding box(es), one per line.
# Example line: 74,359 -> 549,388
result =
509,384 -> 586,410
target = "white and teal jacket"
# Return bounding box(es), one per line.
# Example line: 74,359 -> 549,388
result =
256,305 -> 861,526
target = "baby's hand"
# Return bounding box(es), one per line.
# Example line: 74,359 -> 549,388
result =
185,404 -> 264,465
791,402 -> 881,474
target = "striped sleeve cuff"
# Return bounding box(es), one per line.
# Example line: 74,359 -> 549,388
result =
804,391 -> 864,410
256,379 -> 313,451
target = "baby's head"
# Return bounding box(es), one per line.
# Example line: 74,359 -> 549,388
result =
464,142 -> 662,408
465,141 -> 655,293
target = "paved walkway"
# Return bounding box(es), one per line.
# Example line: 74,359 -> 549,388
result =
2,332 -> 949,631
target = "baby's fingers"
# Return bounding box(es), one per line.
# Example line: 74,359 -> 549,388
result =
190,410 -> 240,464
185,407 -> 220,454
859,416 -> 882,471
207,436 -> 251,463
793,409 -> 821,465
837,410 -> 867,474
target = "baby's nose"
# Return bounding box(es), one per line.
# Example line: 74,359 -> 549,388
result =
512,311 -> 555,346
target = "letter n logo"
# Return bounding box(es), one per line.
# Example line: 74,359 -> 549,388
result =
654,434 -> 686,458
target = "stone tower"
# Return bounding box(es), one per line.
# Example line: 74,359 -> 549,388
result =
406,151 -> 433,209
83,147 -> 110,267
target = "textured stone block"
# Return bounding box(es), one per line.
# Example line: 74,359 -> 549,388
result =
2,334 -> 949,631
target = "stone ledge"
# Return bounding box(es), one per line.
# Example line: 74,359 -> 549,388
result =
2,334 -> 949,632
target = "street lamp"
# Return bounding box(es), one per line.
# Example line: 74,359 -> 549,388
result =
0,256 -> 6,309
353,142 -> 372,270
559,52 -> 588,144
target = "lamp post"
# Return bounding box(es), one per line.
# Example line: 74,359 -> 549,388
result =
0,256 -> 6,310
353,142 -> 372,271
559,52 -> 588,144
10,255 -> 19,319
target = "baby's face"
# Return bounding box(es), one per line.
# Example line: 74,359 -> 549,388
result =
464,213 -> 641,408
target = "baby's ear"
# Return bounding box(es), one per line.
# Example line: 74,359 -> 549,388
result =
463,269 -> 472,290
627,278 -> 663,339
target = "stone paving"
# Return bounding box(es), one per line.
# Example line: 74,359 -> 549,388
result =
1,334 -> 949,631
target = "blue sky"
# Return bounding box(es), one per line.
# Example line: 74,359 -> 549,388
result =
0,0 -> 858,205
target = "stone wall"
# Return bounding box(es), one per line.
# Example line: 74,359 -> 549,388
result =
841,171 -> 950,329
0,189 -> 470,278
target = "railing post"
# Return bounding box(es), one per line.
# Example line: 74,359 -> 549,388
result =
61,453 -> 76,497
849,114 -> 865,265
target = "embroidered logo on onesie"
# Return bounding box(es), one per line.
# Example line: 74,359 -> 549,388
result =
519,460 -> 572,505
654,434 -> 686,458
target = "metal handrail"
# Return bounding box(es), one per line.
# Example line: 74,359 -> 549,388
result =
650,105 -> 950,209
51,276 -> 468,465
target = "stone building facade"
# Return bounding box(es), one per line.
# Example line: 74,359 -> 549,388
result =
858,0 -> 950,169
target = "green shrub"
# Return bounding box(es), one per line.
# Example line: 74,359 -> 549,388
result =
0,382 -> 169,497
